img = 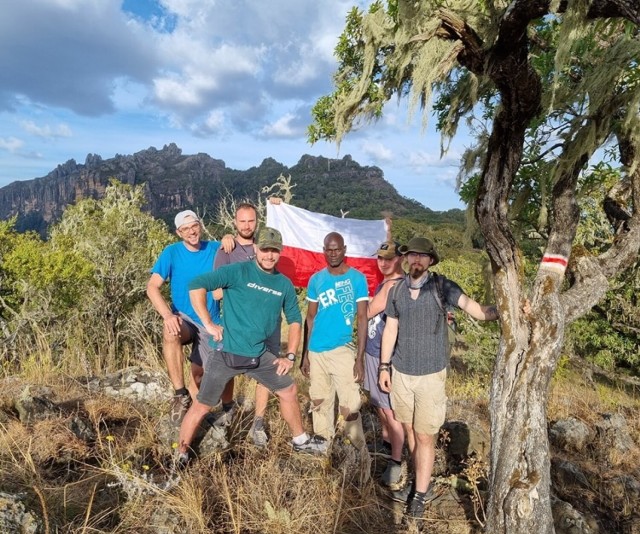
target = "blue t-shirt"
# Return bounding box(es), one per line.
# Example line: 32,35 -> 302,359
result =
307,267 -> 369,352
150,240 -> 221,326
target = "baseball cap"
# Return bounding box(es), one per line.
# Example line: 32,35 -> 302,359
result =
375,240 -> 401,259
174,210 -> 201,230
398,237 -> 440,265
256,227 -> 283,251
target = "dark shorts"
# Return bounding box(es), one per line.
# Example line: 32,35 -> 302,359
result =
363,351 -> 392,410
196,349 -> 294,407
179,312 -> 214,367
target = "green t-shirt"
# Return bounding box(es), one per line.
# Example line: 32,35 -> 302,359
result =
188,261 -> 301,357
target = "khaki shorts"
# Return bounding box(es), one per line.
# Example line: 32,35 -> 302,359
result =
390,367 -> 447,435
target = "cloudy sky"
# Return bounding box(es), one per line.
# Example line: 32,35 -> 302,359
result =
0,0 -> 467,211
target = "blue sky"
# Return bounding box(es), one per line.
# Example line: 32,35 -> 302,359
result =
0,0 -> 467,212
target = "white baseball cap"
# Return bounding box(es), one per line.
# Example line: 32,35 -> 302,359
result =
174,210 -> 201,229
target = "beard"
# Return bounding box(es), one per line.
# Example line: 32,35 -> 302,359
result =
409,264 -> 426,279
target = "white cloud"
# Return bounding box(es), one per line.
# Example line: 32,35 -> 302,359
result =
261,113 -> 302,138
20,121 -> 72,139
361,141 -> 394,164
0,137 -> 24,153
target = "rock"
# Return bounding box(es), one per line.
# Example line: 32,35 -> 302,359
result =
441,420 -> 490,459
87,366 -> 170,404
595,413 -> 638,466
551,458 -> 591,489
552,495 -> 598,534
0,492 -> 43,534
14,387 -> 60,422
550,418 -> 595,452
603,475 -> 640,515
68,414 -> 97,442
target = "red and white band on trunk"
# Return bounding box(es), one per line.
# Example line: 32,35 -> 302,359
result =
540,253 -> 568,274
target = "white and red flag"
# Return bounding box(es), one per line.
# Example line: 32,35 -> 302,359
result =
266,202 -> 388,295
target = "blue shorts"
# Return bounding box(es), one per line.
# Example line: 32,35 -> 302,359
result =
363,351 -> 392,410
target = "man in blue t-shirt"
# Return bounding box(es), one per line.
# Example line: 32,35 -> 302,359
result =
147,210 -> 225,425
301,232 -> 370,455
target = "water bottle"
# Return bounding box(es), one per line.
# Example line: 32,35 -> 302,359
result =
209,337 -> 223,352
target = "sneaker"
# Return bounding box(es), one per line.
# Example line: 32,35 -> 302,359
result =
211,403 -> 237,427
390,480 -> 414,503
249,418 -> 269,448
292,434 -> 329,455
406,487 -> 436,518
169,393 -> 191,425
367,440 -> 392,458
381,461 -> 404,487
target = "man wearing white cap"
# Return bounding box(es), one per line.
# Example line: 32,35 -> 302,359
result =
147,210 -> 231,425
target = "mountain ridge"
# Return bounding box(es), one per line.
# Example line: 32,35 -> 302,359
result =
0,143 -> 464,234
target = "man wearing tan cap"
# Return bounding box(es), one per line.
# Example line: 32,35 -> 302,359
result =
364,240 -> 406,487
379,237 -> 499,520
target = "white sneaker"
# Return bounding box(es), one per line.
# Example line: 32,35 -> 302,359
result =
292,434 -> 328,455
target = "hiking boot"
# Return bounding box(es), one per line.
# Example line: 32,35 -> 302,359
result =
367,440 -> 392,458
169,393 -> 191,425
406,487 -> 436,518
249,417 -> 269,448
381,460 -> 404,487
390,480 -> 414,503
211,403 -> 237,427
292,434 -> 329,455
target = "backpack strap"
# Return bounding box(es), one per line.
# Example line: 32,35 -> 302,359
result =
430,273 -> 447,316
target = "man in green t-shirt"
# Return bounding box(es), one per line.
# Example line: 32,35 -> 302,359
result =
176,227 -> 327,461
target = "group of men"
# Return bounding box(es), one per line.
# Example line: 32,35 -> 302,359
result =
147,204 -> 499,520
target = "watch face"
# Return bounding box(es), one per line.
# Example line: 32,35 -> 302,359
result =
286,353 -> 295,361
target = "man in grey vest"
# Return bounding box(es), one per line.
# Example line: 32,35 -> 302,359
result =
378,237 -> 499,520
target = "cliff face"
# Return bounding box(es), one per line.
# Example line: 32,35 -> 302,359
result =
0,143 -> 441,234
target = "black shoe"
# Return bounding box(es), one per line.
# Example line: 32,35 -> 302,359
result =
406,487 -> 436,518
390,480 -> 414,503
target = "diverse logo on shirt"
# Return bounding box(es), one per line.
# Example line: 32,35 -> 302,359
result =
246,282 -> 283,296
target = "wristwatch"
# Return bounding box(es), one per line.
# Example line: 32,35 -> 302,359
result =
285,352 -> 296,362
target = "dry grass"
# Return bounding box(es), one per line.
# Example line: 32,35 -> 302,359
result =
0,350 -> 638,533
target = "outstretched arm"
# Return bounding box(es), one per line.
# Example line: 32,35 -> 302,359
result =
457,294 -> 500,321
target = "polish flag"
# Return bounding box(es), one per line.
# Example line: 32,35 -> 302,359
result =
266,202 -> 388,295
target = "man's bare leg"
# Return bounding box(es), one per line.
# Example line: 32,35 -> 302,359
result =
413,432 -> 436,493
275,383 -> 303,436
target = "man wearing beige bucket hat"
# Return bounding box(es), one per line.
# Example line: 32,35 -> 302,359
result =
378,236 -> 499,520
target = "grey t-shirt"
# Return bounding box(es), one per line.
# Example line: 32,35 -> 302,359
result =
214,239 -> 256,269
384,274 -> 463,376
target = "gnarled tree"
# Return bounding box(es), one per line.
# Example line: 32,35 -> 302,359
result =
310,1 -> 640,532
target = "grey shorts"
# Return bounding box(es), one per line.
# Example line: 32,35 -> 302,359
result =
363,351 -> 392,410
179,312 -> 214,367
196,349 -> 294,407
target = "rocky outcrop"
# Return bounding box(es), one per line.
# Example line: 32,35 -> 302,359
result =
0,144 -> 451,235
